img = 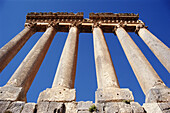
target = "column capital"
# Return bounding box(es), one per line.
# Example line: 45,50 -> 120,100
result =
117,22 -> 126,28
112,22 -> 125,35
69,21 -> 82,29
93,22 -> 101,28
25,22 -> 37,29
47,22 -> 59,31
135,23 -> 148,34
92,22 -> 102,31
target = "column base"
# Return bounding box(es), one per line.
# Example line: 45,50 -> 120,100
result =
146,87 -> 170,103
143,102 -> 170,113
95,88 -> 134,103
0,86 -> 26,101
38,87 -> 76,102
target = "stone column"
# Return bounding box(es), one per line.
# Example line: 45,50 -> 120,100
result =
52,26 -> 79,89
136,24 -> 170,73
38,24 -> 80,102
93,24 -> 134,103
115,24 -> 170,103
0,25 -> 57,101
93,26 -> 119,89
0,23 -> 36,73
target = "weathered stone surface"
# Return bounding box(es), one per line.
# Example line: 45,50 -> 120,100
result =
143,103 -> 170,113
138,27 -> 170,73
78,111 -> 90,113
97,102 -> 144,113
0,101 -> 11,113
158,103 -> 170,112
37,102 -> 77,113
119,107 -> 133,113
130,102 -> 145,113
5,101 -> 25,113
0,86 -> 25,101
96,103 -> 105,113
0,26 -> 35,73
37,102 -> 49,113
93,27 -> 119,89
146,87 -> 170,103
143,103 -> 163,113
95,88 -> 134,103
38,88 -> 76,102
77,101 -> 93,111
21,103 -> 37,113
65,102 -> 77,113
52,26 -> 79,89
47,102 -> 64,113
115,26 -> 166,95
0,101 -> 145,113
105,105 -> 119,113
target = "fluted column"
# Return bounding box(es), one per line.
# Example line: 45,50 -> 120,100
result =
38,24 -> 79,102
136,24 -> 170,73
52,26 -> 79,89
115,25 -> 169,103
0,25 -> 57,101
93,24 -> 134,103
0,23 -> 36,73
93,26 -> 119,89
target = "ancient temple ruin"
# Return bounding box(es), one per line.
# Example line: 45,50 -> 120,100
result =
0,12 -> 169,113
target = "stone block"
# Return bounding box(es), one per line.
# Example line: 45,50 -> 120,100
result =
146,87 -> 170,103
118,102 -> 131,108
5,101 -> 25,113
37,102 -> 77,113
119,107 -> 133,113
38,88 -> 76,102
21,103 -> 37,113
95,88 -> 134,103
47,102 -> 64,113
77,101 -> 93,111
105,105 -> 119,113
77,111 -> 89,113
0,101 -> 11,113
96,103 -> 105,113
130,102 -> 145,113
0,86 -> 25,101
143,103 -> 162,113
65,102 -> 77,113
37,102 -> 49,113
158,103 -> 170,113
104,102 -> 145,113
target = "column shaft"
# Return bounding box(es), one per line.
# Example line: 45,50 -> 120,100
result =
138,28 -> 170,72
6,26 -> 56,95
0,26 -> 35,72
52,26 -> 79,89
115,27 -> 165,94
93,27 -> 119,89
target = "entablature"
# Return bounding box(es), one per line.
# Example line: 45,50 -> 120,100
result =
25,12 -> 143,33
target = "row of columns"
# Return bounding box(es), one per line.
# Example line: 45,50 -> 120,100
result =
0,22 -> 169,102
115,25 -> 166,95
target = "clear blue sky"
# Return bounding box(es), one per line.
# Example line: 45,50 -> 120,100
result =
0,0 -> 169,105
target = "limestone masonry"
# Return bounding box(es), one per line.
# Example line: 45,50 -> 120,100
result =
0,12 -> 169,113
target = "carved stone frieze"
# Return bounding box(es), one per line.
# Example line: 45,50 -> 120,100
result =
25,12 -> 141,33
